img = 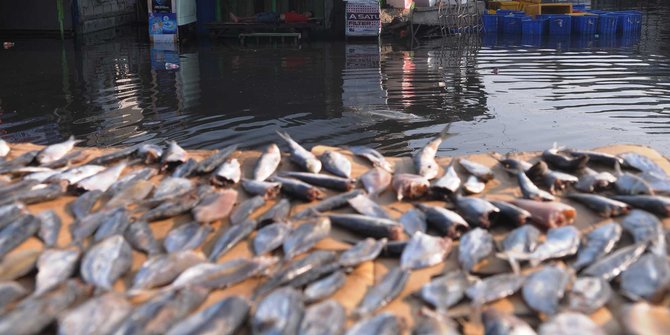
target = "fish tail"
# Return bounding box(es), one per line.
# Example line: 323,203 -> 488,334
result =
275,130 -> 292,143
436,124 -> 453,140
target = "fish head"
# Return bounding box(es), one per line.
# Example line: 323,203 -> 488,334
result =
306,159 -> 322,174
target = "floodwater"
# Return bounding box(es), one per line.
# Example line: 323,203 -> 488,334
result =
0,0 -> 668,157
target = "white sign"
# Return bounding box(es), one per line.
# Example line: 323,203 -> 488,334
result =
345,2 -> 380,37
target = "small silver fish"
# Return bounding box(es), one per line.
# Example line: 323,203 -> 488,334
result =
0,182 -> 66,206
107,167 -> 157,196
459,227 -> 494,272
141,193 -> 199,222
526,226 -> 581,267
640,171 -> 670,194
567,276 -> 612,313
256,251 -> 336,297
0,248 -> 40,281
128,286 -> 209,334
211,158 -> 241,186
538,312 -> 605,335
401,231 -> 453,270
254,222 -> 291,255
463,175 -> 486,194
620,209 -> 666,256
542,145 -> 589,171
131,250 -> 206,291
104,179 -> 154,209
151,177 -> 193,202
0,139 -> 9,157
37,135 -> 82,165
360,167 -> 392,196
0,202 -> 27,230
453,194 -> 500,228
208,219 -> 258,261
137,143 -> 163,164
399,208 -> 427,235
258,198 -> 291,225
0,214 -> 40,259
498,224 -> 541,274
161,140 -> 188,171
615,172 -> 654,195
321,150 -> 352,178
339,238 -> 386,267
163,222 -> 213,253
392,173 -> 430,200
273,176 -> 325,201
165,295 -> 250,335
58,292 -> 131,335
509,199 -> 577,229
0,281 -> 26,314
610,194 -> 670,217
573,222 -> 622,270
431,163 -> 461,196
348,145 -> 394,173
253,143 -> 281,181
517,170 -> 554,201
620,152 -> 667,176
300,300 -> 346,335
172,158 -> 198,178
482,308 -> 537,335
458,158 -> 494,181
291,190 -> 363,220
81,235 -> 132,290
75,162 -> 127,192
194,144 -> 238,174
34,247 -> 80,297
93,208 -> 130,242
348,193 -> 391,219
276,131 -> 321,173
241,178 -> 281,199
304,271 -> 347,303
51,164 -> 106,185
566,193 -> 629,217
346,312 -> 404,335
620,253 -> 670,302
419,270 -> 469,312
252,286 -> 305,335
37,210 -> 61,247
283,217 -> 331,259
522,265 -> 571,316
328,213 -> 403,240
414,127 -> 450,180
354,267 -> 409,317
86,145 -> 138,166
466,273 -> 525,305
229,195 -> 264,224
124,220 -> 161,255
575,169 -> 617,193
281,171 -> 356,191
583,242 -> 648,281
192,189 -> 238,223
172,256 -> 277,289
415,203 -> 469,238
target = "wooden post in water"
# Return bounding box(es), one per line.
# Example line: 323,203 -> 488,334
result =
56,0 -> 65,39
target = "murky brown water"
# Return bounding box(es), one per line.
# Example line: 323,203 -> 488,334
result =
0,0 -> 667,156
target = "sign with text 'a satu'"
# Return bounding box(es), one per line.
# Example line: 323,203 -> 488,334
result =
345,1 -> 380,37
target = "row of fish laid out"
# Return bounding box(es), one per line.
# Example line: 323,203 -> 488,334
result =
0,129 -> 669,335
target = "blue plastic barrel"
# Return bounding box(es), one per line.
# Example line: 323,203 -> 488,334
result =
548,15 -> 572,35
598,14 -> 618,35
572,15 -> 597,35
522,19 -> 546,36
483,14 -> 498,33
503,15 -> 529,35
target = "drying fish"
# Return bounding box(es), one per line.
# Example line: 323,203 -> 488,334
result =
360,166 -> 392,196
0,281 -> 26,313
609,194 -> 670,217
273,176 -> 324,201
482,308 -> 537,335
195,144 -> 238,174
36,210 -> 61,247
34,247 -> 80,297
0,248 -> 41,281
328,213 -> 403,240
517,170 -> 554,201
620,302 -> 670,335
462,175 -> 486,194
69,207 -> 122,244
86,145 -> 138,165
348,193 -> 391,219
164,222 -> 213,253
300,300 -> 346,335
104,179 -> 154,209
413,311 -> 460,335
399,208 -> 427,235
50,164 -> 106,185
283,217 -> 331,259
452,194 -> 500,228
211,158 -> 241,186
500,225 -> 541,259
0,181 -> 66,206
529,161 -> 579,193
192,189 -> 238,223
466,273 -> 525,305
92,208 -> 130,242
58,292 -> 131,335
621,253 -> 670,302
253,222 -> 291,255
107,167 -> 157,195
252,287 -> 305,335
564,149 -> 623,167
0,214 -> 39,259
229,195 -> 264,224
339,237 -> 386,267
241,178 -> 281,199
304,271 -> 347,302
208,219 -> 258,261
0,151 -> 38,174
41,150 -> 87,169
131,250 -> 205,291
542,145 -> 589,171
459,227 -> 494,273
81,235 -> 132,290
620,152 -> 667,176
490,200 -> 531,226
401,231 -> 453,270
354,267 -> 409,317
256,251 -> 337,297
130,286 -> 210,334
276,131 -> 321,173
567,276 -> 612,314
522,265 -> 571,316
380,241 -> 408,258
0,139 -> 9,157
281,171 -> 355,191
583,242 -> 647,281
458,158 -> 494,181
165,295 -> 249,335
615,172 -> 654,196
161,140 -> 188,171
574,167 -> 617,193
291,190 -> 363,219
251,143 -> 283,181
414,127 -> 450,180
640,171 -> 670,194
137,143 -> 163,163
124,220 -> 161,255
566,193 -> 629,217
392,173 -> 430,200
36,135 -> 81,165
140,192 -> 199,222
74,162 -> 126,192
321,150 -> 352,178
258,198 -> 291,225
419,270 -> 469,311
431,163 -> 461,196
348,145 -> 394,172
0,202 -> 27,230
415,203 -> 469,238
346,312 -> 403,335
525,226 -> 580,266
173,256 -> 277,290
25,169 -> 62,182
573,222 -> 622,270
620,209 -> 666,256
172,158 -> 198,178
0,179 -> 39,197
497,156 -> 533,174
538,312 -> 605,335
510,199 -> 576,228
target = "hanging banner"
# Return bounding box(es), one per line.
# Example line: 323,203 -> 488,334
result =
149,12 -> 178,42
152,0 -> 172,13
345,2 -> 381,37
